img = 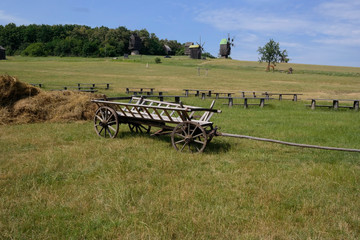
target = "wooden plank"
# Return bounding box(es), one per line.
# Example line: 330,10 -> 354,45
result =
142,106 -> 154,120
181,110 -> 191,121
163,109 -> 174,122
117,105 -> 127,116
124,105 -> 136,118
176,110 -> 187,122
133,106 -> 145,118
153,108 -> 164,121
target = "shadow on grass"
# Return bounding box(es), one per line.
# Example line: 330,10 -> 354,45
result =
117,131 -> 232,154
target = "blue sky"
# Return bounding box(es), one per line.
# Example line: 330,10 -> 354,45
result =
1,0 -> 360,67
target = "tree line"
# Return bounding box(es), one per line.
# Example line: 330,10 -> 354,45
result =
0,23 -> 184,57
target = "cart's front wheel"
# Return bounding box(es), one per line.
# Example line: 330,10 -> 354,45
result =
205,125 -> 214,143
94,106 -> 119,138
128,123 -> 151,134
171,121 -> 207,153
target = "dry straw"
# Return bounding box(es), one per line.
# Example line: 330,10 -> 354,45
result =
0,75 -> 100,124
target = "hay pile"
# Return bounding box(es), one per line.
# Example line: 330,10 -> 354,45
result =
0,75 -> 40,106
0,75 -> 100,124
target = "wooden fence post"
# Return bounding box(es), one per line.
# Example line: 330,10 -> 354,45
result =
244,98 -> 248,109
311,99 -> 316,110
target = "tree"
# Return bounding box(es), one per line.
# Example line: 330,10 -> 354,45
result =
280,49 -> 289,63
257,39 -> 286,71
0,23 -> 185,57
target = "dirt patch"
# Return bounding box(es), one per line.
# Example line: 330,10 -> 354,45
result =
0,75 -> 101,124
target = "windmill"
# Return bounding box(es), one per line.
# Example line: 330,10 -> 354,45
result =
189,37 -> 205,59
184,42 -> 193,55
219,33 -> 235,58
164,44 -> 172,58
129,33 -> 142,55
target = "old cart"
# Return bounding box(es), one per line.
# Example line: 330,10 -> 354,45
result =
91,96 -> 221,153
91,96 -> 360,153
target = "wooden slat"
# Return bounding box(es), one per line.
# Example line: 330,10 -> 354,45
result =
116,105 -> 127,116
182,111 -> 191,121
133,106 -> 144,118
124,105 -> 136,118
163,109 -> 174,122
176,110 -> 187,122
142,106 -> 154,120
153,108 -> 164,121
160,104 -> 171,116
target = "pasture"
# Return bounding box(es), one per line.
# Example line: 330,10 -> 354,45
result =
0,56 -> 359,239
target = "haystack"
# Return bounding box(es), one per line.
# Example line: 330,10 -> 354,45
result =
0,75 -> 40,106
0,75 -> 100,124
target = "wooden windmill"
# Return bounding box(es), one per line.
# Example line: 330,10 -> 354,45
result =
129,33 -> 142,55
164,44 -> 172,58
219,34 -> 235,58
184,42 -> 194,55
189,37 -> 205,59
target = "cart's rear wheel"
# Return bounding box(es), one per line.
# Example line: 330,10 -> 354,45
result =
94,106 -> 119,138
171,121 -> 207,153
128,123 -> 151,134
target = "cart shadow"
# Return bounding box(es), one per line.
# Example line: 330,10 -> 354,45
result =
118,131 -> 232,154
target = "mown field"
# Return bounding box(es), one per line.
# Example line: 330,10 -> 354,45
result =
0,56 -> 360,239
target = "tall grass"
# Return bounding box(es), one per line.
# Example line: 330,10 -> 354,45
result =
0,57 -> 359,239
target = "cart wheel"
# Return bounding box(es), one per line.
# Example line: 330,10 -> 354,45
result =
171,121 -> 207,153
205,125 -> 214,143
128,123 -> 151,134
94,106 -> 119,138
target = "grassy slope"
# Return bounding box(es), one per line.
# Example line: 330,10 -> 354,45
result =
0,56 -> 359,239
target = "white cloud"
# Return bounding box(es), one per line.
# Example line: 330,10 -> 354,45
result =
313,37 -> 360,46
317,0 -> 360,22
195,8 -> 311,33
195,1 -> 360,47
237,33 -> 258,43
315,0 -> 360,46
0,10 -> 31,25
280,42 -> 304,48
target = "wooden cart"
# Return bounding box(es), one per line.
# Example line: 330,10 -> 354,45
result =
91,96 -> 221,153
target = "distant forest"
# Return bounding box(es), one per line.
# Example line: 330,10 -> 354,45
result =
0,23 -> 184,57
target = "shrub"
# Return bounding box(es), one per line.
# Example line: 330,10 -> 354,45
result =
154,57 -> 161,64
21,43 -> 47,57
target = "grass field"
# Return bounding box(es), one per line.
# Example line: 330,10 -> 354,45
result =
1,56 -> 360,239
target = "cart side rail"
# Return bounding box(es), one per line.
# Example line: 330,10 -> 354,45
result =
91,99 -> 221,113
91,97 -> 221,125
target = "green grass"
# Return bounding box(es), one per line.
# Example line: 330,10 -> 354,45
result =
2,55 -> 360,98
0,56 -> 360,239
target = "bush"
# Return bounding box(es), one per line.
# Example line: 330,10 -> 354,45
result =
21,43 -> 47,56
154,57 -> 161,64
202,52 -> 216,59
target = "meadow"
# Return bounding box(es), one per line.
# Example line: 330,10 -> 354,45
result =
0,56 -> 359,239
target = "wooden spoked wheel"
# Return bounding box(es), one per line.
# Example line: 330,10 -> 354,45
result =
171,121 -> 207,153
94,106 -> 119,138
128,123 -> 151,134
205,125 -> 214,143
